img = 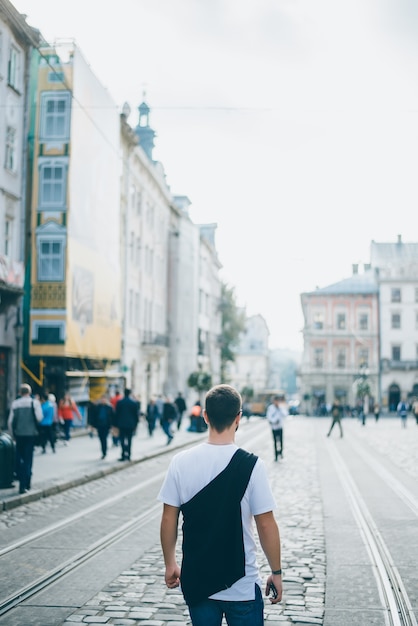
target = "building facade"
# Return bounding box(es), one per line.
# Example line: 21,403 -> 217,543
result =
0,2 -> 39,427
227,313 -> 269,395
300,267 -> 379,415
119,102 -> 171,403
166,196 -> 200,404
196,224 -> 222,389
371,237 -> 418,410
25,43 -> 123,409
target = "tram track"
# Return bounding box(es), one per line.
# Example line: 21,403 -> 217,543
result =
0,420 -> 268,620
329,442 -> 417,626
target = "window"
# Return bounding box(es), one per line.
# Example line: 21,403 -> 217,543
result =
336,348 -> 346,369
5,127 -> 16,171
314,348 -> 324,368
337,313 -> 346,330
392,345 -> 401,361
415,287 -> 418,303
313,312 -> 324,330
39,161 -> 66,208
4,216 -> 12,257
416,312 -> 418,330
37,239 -> 65,281
8,45 -> 20,90
32,321 -> 65,344
391,313 -> 401,329
391,288 -> 401,303
40,92 -> 71,141
359,313 -> 368,330
358,348 -> 369,367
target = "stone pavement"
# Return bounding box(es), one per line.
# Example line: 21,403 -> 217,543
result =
0,419 -> 205,511
60,416 -> 326,626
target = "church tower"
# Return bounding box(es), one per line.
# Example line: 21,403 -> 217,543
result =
135,100 -> 156,161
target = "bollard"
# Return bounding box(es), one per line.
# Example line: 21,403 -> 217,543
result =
0,432 -> 16,488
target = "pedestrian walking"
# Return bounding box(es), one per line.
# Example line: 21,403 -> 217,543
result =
8,383 -> 43,494
327,399 -> 344,438
174,392 -> 187,430
374,403 -> 380,423
187,401 -> 201,432
161,396 -> 177,444
110,387 -> 122,446
146,397 -> 159,436
114,388 -> 139,461
58,392 -> 82,442
266,395 -> 288,460
40,392 -> 56,453
397,398 -> 409,428
92,394 -> 113,459
158,383 -> 282,626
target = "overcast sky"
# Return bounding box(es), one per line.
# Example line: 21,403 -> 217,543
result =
13,0 -> 418,352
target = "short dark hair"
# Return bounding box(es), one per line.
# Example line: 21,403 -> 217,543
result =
205,384 -> 242,432
124,388 -> 131,397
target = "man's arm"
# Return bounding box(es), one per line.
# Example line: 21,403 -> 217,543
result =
255,510 -> 283,604
33,399 -> 43,421
160,503 -> 181,588
7,406 -> 14,434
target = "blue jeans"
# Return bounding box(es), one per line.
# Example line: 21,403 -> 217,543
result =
188,583 -> 264,626
63,419 -> 73,441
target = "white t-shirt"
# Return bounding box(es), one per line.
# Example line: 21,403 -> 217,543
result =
158,442 -> 277,601
266,403 -> 287,429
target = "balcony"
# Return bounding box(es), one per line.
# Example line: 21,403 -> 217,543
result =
381,358 -> 418,371
142,331 -> 169,348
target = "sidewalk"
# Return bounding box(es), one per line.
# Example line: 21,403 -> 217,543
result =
0,420 -> 205,511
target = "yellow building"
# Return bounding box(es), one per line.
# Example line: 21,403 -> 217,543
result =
25,43 -> 123,406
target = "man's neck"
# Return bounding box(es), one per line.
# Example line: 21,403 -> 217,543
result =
207,423 -> 237,446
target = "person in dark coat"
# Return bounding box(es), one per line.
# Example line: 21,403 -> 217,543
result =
92,394 -> 114,459
174,392 -> 187,430
161,396 -> 178,445
115,389 -> 139,461
8,383 -> 43,494
146,397 -> 159,436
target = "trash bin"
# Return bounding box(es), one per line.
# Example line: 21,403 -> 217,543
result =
0,432 -> 15,488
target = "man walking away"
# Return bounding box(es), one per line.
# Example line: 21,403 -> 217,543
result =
327,399 -> 343,438
161,396 -> 177,445
92,394 -> 114,459
115,389 -> 139,461
158,384 -> 282,626
174,392 -> 187,430
266,395 -> 287,460
8,384 -> 43,494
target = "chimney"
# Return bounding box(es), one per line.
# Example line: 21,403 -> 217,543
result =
397,234 -> 402,244
352,264 -> 359,275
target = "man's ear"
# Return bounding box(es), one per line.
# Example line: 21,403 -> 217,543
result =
203,409 -> 209,425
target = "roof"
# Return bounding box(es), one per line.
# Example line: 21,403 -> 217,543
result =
370,240 -> 418,267
306,271 -> 378,296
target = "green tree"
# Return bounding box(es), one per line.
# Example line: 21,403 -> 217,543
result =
187,371 -> 212,393
219,282 -> 246,382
